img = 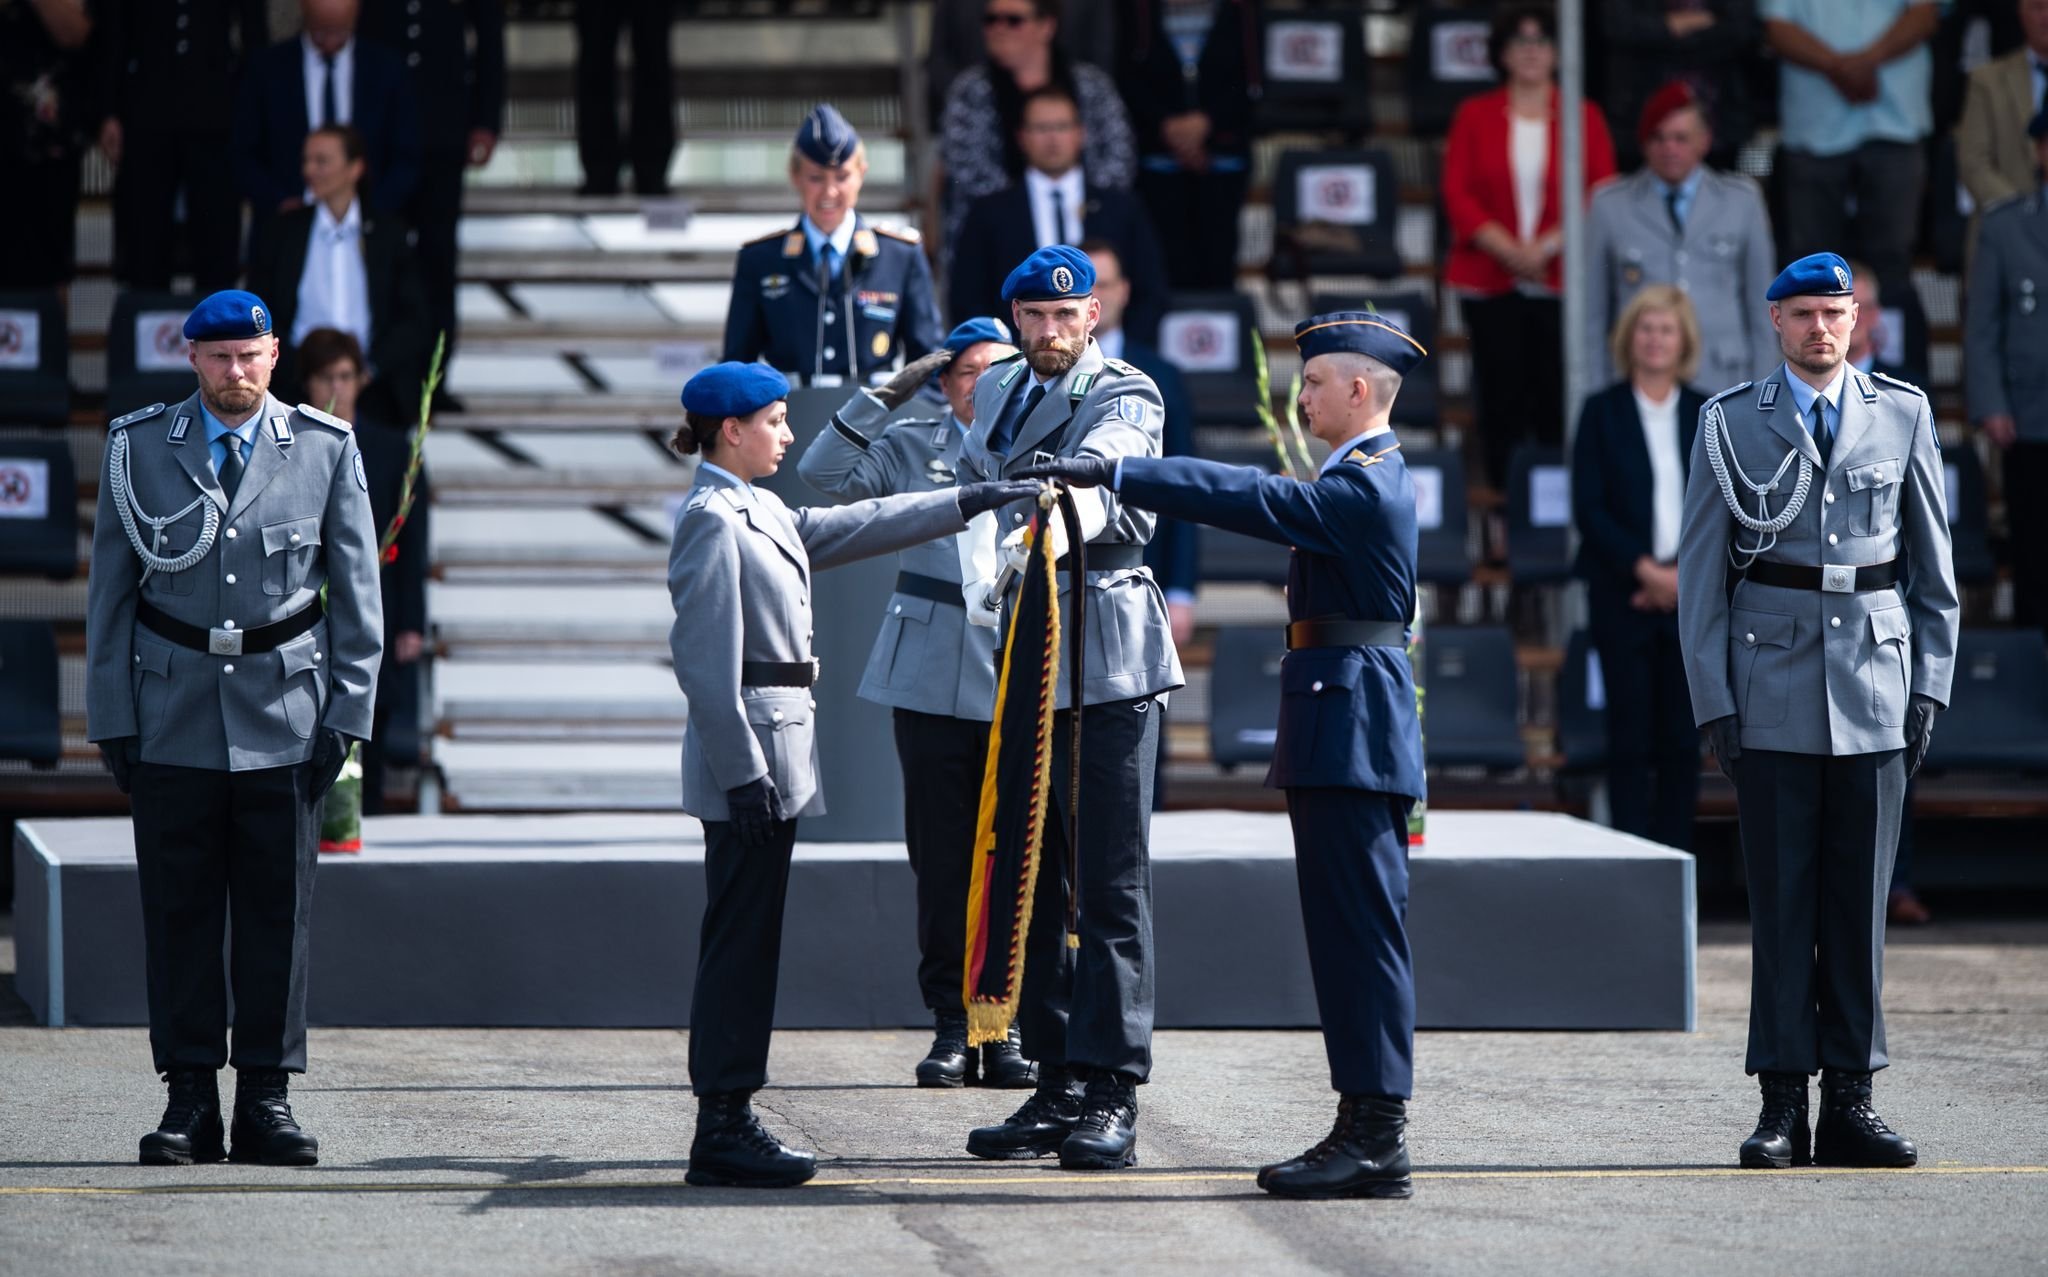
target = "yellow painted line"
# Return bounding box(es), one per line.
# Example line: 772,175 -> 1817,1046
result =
0,1165 -> 2043,1198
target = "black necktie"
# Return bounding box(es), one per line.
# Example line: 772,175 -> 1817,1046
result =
322,53 -> 339,126
990,383 -> 1047,456
1664,187 -> 1683,237
1810,398 -> 1832,465
218,434 -> 246,501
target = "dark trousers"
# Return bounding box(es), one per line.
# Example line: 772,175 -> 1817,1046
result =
1735,748 -> 1906,1076
2006,441 -> 2048,631
688,816 -> 799,1095
1594,617 -> 1701,850
1461,290 -> 1563,489
1138,166 -> 1248,292
1016,697 -> 1159,1081
575,0 -> 676,195
1287,788 -> 1415,1098
111,127 -> 241,292
129,762 -> 319,1074
406,145 -> 466,373
1776,141 -> 1926,283
892,708 -> 989,1013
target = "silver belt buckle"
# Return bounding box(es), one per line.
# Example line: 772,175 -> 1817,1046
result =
1821,564 -> 1857,594
209,627 -> 244,656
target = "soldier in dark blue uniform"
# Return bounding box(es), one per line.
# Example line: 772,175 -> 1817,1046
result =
1020,312 -> 1428,1201
722,104 -> 944,387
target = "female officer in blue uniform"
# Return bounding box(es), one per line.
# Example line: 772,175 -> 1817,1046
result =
1019,312 -> 1429,1201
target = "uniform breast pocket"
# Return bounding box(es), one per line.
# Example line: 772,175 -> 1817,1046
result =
1867,605 -> 1911,728
1278,650 -> 1364,775
261,516 -> 322,595
880,595 -> 936,688
1729,607 -> 1795,729
131,634 -> 174,741
1843,458 -> 1902,537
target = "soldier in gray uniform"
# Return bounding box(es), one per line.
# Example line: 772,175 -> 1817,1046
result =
954,246 -> 1185,1173
1679,254 -> 1960,1171
797,317 -> 1038,1091
666,361 -> 1036,1189
85,290 -> 385,1168
1965,105 -> 2048,631
1585,81 -> 1778,395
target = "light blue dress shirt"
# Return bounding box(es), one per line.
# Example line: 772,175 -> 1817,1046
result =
1758,0 -> 1935,154
801,214 -> 856,280
201,403 -> 258,482
1780,363 -> 1848,445
1660,166 -> 1705,229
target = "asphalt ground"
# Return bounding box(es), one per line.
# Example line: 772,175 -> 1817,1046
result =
1,919 -> 2044,1277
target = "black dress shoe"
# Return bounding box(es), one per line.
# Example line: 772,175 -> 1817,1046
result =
686,1091 -> 817,1188
1739,1072 -> 1811,1169
1813,1070 -> 1917,1168
965,1069 -> 1082,1160
139,1069 -> 225,1166
1260,1094 -> 1413,1199
915,1011 -> 974,1088
979,1022 -> 1037,1090
1059,1070 -> 1139,1171
228,1069 -> 319,1166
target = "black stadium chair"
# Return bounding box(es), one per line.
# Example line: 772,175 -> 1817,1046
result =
1399,446 -> 1472,587
1207,625 -> 1286,770
1312,290 -> 1440,426
1404,3 -> 1500,138
0,435 -> 79,580
0,621 -> 62,766
1255,8 -> 1374,136
1921,630 -> 2048,773
1945,443 -> 1995,586
1271,150 -> 1403,282
1158,291 -> 1263,427
1555,628 -> 1608,775
107,290 -> 202,419
0,289 -> 72,426
1421,624 -> 1525,771
1504,445 -> 1571,583
1191,439 -> 1292,585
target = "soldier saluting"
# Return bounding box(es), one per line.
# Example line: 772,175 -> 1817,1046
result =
86,290 -> 385,1167
1678,254 -> 1959,1170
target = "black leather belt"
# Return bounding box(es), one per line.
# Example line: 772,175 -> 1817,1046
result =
1056,544 -> 1144,572
894,571 -> 961,607
1286,616 -> 1409,650
741,660 -> 817,688
1740,558 -> 1900,593
137,600 -> 322,656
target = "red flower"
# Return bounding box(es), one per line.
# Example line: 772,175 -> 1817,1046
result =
382,544 -> 399,564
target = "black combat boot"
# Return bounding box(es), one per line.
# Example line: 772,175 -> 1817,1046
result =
139,1069 -> 225,1166
685,1091 -> 817,1188
228,1069 -> 320,1166
915,1010 -> 974,1088
1738,1072 -> 1811,1169
978,1022 -> 1037,1089
965,1067 -> 1083,1159
1259,1094 -> 1413,1199
1813,1070 -> 1917,1168
1059,1069 -> 1139,1171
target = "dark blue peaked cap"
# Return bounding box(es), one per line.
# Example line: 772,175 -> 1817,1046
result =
1766,252 -> 1855,302
1001,245 -> 1095,303
183,289 -> 273,341
1292,311 -> 1428,377
681,362 -> 791,418
795,104 -> 861,166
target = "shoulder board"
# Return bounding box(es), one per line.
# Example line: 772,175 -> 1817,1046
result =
294,403 -> 353,432
109,402 -> 167,431
683,488 -> 716,513
871,223 -> 923,245
1702,381 -> 1753,410
1871,370 -> 1926,399
1101,358 -> 1142,378
990,351 -> 1026,366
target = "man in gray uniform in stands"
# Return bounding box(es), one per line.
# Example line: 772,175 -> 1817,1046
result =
86,289 -> 385,1168
1679,253 -> 1958,1172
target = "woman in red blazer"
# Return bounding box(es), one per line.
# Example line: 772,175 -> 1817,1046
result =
1441,3 -> 1616,488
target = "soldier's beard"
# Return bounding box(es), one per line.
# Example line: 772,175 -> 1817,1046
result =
1026,336 -> 1082,379
203,380 -> 265,418
1782,335 -> 1845,377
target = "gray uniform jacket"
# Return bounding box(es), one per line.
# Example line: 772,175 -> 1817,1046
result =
1964,190 -> 2048,443
1678,367 -> 1960,756
797,390 -> 1000,721
85,392 -> 385,770
959,339 -> 1184,709
667,466 -> 970,821
1585,167 -> 1778,396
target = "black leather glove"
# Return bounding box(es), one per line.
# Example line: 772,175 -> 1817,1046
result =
98,736 -> 140,794
1014,455 -> 1116,489
727,774 -> 785,849
308,729 -> 352,802
956,479 -> 1044,519
873,350 -> 954,410
1904,693 -> 1939,779
1703,715 -> 1741,783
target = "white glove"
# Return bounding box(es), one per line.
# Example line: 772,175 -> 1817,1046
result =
964,575 -> 1004,628
1001,511 -> 1066,563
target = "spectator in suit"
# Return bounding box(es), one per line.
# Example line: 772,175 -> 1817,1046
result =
0,0 -> 92,294
96,0 -> 268,294
949,85 -> 1169,343
926,0 -> 1117,127
245,125 -> 434,426
233,0 -> 422,258
1442,2 -> 1617,488
1954,0 -> 2048,259
574,0 -> 674,196
1600,1 -> 1759,173
297,327 -> 428,816
1844,260 -> 1917,383
1117,0 -> 1259,291
1570,285 -> 1704,850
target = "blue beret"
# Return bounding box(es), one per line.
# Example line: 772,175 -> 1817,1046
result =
183,290 -> 273,341
1001,245 -> 1095,304
2030,104 -> 2048,140
1766,252 -> 1854,302
943,317 -> 1011,357
794,103 -> 861,167
681,362 -> 791,419
1292,311 -> 1428,378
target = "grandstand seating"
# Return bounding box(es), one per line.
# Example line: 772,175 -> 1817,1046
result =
0,290 -> 73,427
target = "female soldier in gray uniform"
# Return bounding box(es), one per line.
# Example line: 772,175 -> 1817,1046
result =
666,362 -> 1035,1188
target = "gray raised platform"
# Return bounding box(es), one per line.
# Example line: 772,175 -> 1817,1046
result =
13,811 -> 1694,1032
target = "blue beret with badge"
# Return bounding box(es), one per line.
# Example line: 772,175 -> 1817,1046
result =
183,289 -> 273,341
1292,311 -> 1429,377
2030,103 -> 2048,140
1765,252 -> 1855,302
794,103 -> 861,167
1001,245 -> 1096,304
943,317 -> 1011,358
681,362 -> 791,419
